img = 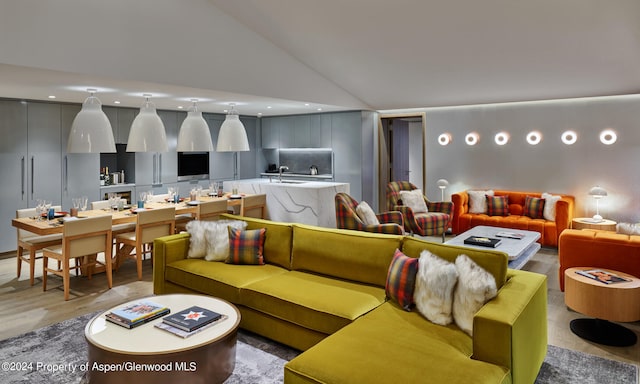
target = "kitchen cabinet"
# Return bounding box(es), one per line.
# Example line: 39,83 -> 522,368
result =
205,114 -> 234,180
61,104 -> 100,209
331,111 -> 363,200
0,101 -> 62,252
293,115 -> 311,147
278,116 -> 296,148
260,118 -> 279,148
239,116 -> 258,179
0,100 -> 28,252
310,114 -> 332,148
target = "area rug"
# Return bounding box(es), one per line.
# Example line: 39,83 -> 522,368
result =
0,311 -> 636,384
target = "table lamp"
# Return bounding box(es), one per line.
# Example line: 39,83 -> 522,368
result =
588,186 -> 607,222
437,179 -> 449,201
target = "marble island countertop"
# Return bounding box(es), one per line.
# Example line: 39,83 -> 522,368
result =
223,179 -> 349,227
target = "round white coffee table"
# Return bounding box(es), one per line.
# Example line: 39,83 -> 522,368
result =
85,294 -> 240,384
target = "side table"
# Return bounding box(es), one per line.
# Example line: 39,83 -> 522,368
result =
564,267 -> 640,347
571,218 -> 617,232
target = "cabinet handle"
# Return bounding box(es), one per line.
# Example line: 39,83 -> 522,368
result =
159,153 -> 162,184
31,156 -> 34,199
21,156 -> 25,199
64,156 -> 68,193
153,154 -> 157,184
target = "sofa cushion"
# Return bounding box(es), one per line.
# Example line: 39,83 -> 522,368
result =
399,189 -> 428,213
165,259 -> 287,303
355,201 -> 379,225
414,250 -> 458,325
385,249 -> 419,311
453,255 -> 498,336
226,227 -> 266,265
541,192 -> 561,221
468,190 -> 494,214
523,196 -> 545,219
401,236 -> 508,289
616,222 -> 640,235
486,195 -> 509,216
291,224 -> 403,287
284,302 -> 510,384
221,214 -> 293,269
241,271 -> 386,335
204,220 -> 248,261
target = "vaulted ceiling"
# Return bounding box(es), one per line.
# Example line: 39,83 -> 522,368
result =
0,0 -> 638,115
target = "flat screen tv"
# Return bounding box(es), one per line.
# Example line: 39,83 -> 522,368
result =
177,152 -> 210,181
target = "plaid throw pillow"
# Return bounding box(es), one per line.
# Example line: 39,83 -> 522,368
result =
226,227 -> 266,265
486,195 -> 509,216
385,249 -> 419,311
523,196 -> 546,219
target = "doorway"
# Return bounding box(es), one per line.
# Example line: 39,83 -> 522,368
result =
378,113 -> 426,211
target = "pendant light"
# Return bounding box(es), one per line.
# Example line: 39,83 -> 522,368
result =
126,94 -> 168,152
217,103 -> 249,179
67,89 -> 116,153
177,99 -> 213,151
216,104 -> 250,152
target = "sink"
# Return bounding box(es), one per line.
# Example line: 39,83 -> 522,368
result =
272,180 -> 307,184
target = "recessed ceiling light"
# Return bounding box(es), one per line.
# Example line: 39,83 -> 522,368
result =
48,95 -> 56,99
257,112 -> 263,117
113,100 -> 121,104
304,103 -> 310,106
177,106 -> 184,109
317,108 -> 322,111
266,106 -> 272,109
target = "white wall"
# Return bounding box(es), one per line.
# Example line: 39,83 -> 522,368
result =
421,95 -> 640,222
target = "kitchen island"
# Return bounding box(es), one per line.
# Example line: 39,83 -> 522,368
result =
223,178 -> 349,228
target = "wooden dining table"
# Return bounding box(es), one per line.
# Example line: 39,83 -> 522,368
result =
11,194 -> 244,236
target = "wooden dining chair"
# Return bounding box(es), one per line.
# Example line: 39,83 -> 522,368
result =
239,194 -> 267,219
16,206 -> 63,286
91,199 -> 136,236
175,200 -> 228,232
115,207 -> 176,280
42,215 -> 113,300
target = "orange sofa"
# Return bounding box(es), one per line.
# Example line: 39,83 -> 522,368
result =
558,229 -> 640,291
451,190 -> 574,247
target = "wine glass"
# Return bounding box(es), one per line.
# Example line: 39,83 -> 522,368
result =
146,190 -> 154,203
35,199 -> 45,220
72,197 -> 81,210
81,196 -> 88,211
44,201 -> 52,220
167,187 -> 175,203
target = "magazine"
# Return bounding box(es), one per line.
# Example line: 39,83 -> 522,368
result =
109,300 -> 170,325
495,231 -> 525,240
575,269 -> 631,285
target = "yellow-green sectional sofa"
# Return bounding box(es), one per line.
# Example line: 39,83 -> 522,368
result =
153,214 -> 547,384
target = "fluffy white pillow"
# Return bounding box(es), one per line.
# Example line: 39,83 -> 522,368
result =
399,190 -> 428,213
468,190 -> 494,214
541,192 -> 561,221
356,201 -> 380,225
452,254 -> 497,336
414,250 -> 459,325
205,220 -> 248,261
617,222 -> 640,236
186,221 -> 208,258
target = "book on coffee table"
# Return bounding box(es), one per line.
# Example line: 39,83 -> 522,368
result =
155,315 -> 228,338
495,231 -> 525,240
464,236 -> 502,248
106,300 -> 170,329
575,269 -> 631,285
162,306 -> 223,332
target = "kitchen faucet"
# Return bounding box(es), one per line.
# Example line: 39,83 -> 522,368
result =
279,165 -> 289,182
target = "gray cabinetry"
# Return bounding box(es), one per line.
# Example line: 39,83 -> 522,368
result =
0,100 -> 28,252
61,105 -> 100,209
260,118 -> 279,148
331,111 -> 363,200
310,114 -> 332,148
239,117 -> 257,179
278,116 -> 295,148
27,102 -> 62,206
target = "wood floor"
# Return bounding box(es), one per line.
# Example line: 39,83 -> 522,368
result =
0,246 -> 638,369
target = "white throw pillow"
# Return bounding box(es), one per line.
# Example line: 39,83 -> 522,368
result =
355,201 -> 380,225
399,190 -> 428,214
468,190 -> 494,214
414,250 -> 459,325
205,220 -> 248,261
186,221 -> 208,258
616,222 -> 640,236
541,192 -> 561,221
452,254 -> 497,336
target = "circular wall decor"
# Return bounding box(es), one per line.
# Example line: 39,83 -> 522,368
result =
599,129 -> 617,145
465,132 -> 479,146
526,131 -> 542,145
438,133 -> 452,146
494,132 -> 509,146
561,130 -> 577,145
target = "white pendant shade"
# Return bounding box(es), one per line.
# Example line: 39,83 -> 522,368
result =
67,91 -> 116,153
126,96 -> 168,152
177,102 -> 213,152
216,107 -> 250,152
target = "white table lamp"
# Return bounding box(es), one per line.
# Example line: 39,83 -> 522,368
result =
588,186 -> 607,222
437,179 -> 449,201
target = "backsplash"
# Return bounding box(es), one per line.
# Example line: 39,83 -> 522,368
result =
278,148 -> 333,175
